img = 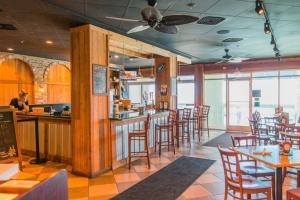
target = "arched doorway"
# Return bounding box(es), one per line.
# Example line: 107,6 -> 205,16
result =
46,64 -> 71,103
0,59 -> 34,105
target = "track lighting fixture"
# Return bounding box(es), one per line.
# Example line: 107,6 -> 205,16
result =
255,0 -> 264,15
264,21 -> 271,34
270,35 -> 275,45
273,45 -> 279,53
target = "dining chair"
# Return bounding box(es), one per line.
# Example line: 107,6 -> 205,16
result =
154,110 -> 176,156
231,135 -> 275,199
176,108 -> 191,145
218,145 -> 272,200
128,114 -> 151,169
249,119 -> 270,145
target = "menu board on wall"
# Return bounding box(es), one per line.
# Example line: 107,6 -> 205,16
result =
0,110 -> 19,162
92,64 -> 108,95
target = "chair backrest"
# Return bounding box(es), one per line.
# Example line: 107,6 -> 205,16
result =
193,106 -> 200,117
168,110 -> 177,124
182,108 -> 191,120
231,135 -> 257,147
249,119 -> 258,135
283,134 -> 300,149
144,114 -> 151,132
218,145 -> 242,189
252,111 -> 261,122
200,105 -> 210,116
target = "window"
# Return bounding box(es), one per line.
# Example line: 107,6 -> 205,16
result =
128,82 -> 155,105
177,76 -> 195,109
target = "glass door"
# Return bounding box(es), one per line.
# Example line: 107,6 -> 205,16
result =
228,79 -> 251,131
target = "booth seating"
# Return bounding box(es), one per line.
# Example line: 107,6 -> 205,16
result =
17,170 -> 68,200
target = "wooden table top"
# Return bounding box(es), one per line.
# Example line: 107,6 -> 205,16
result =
233,145 -> 300,168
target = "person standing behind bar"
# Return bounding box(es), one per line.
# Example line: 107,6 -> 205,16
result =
9,89 -> 29,112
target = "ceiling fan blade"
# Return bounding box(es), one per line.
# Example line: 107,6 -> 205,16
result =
161,15 -> 199,26
141,6 -> 162,22
216,60 -> 227,64
155,24 -> 178,34
105,16 -> 141,22
127,25 -> 150,34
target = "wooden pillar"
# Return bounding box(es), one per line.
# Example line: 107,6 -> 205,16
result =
155,55 -> 177,110
195,65 -> 204,106
70,24 -> 111,177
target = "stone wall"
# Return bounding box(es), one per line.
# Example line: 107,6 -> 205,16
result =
0,52 -> 70,104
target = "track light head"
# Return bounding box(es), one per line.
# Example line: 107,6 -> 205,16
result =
273,45 -> 279,53
255,0 -> 264,15
264,21 -> 271,34
270,35 -> 275,45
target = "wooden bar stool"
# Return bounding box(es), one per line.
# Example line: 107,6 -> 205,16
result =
218,145 -> 272,200
199,105 -> 210,137
189,106 -> 201,141
128,114 -> 151,169
176,108 -> 191,146
154,110 -> 176,156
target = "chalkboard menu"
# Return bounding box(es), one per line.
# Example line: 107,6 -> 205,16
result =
0,110 -> 19,161
93,64 -> 108,95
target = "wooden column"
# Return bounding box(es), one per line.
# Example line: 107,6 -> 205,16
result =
195,65 -> 204,106
70,24 -> 111,177
155,55 -> 177,110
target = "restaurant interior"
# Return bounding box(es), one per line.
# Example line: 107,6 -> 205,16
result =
0,0 -> 300,199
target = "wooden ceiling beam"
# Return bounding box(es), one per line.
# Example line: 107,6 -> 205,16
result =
109,45 -> 150,59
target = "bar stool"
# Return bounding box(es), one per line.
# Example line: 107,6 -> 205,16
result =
154,110 -> 176,156
128,114 -> 151,169
199,105 -> 210,137
176,108 -> 191,146
189,106 -> 201,141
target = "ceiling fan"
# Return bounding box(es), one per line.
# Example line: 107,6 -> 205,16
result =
216,49 -> 249,64
105,0 -> 199,34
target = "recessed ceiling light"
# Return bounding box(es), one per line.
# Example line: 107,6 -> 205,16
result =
45,40 -> 53,44
7,48 -> 14,51
20,40 -> 24,44
114,55 -> 119,59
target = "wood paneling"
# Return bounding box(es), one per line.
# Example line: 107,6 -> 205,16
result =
0,59 -> 34,105
71,24 -> 110,177
155,56 -> 177,110
47,64 -> 71,104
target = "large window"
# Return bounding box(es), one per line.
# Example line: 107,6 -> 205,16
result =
177,75 -> 195,109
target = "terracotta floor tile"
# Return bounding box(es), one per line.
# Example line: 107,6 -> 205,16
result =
116,181 -> 138,192
68,177 -> 89,188
195,173 -> 223,184
114,172 -> 141,183
68,187 -> 89,199
89,184 -> 118,197
89,175 -> 116,186
181,185 -> 212,199
133,164 -> 157,173
201,182 -> 225,195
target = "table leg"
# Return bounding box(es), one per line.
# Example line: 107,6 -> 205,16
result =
275,167 -> 283,200
30,118 -> 47,164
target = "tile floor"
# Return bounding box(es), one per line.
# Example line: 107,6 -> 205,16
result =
17,130 -> 296,200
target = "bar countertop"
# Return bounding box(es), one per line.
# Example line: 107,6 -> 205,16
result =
109,110 -> 168,120
16,112 -> 71,121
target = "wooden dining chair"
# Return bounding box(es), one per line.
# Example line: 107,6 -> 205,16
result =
128,114 -> 151,169
249,119 -> 270,145
218,145 -> 272,200
231,135 -> 275,199
154,110 -> 176,156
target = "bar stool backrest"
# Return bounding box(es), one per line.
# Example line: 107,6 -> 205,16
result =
182,108 -> 191,120
144,114 -> 151,133
193,107 -> 200,118
249,119 -> 259,135
252,111 -> 261,123
200,105 -> 210,117
218,145 -> 242,189
168,110 -> 177,124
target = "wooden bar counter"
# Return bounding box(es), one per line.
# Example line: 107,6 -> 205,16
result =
16,113 -> 71,164
110,110 -> 169,169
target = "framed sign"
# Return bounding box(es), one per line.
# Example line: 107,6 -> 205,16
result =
93,64 -> 108,95
0,109 -> 21,166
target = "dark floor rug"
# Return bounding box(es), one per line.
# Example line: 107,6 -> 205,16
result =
111,156 -> 215,200
203,132 -> 249,147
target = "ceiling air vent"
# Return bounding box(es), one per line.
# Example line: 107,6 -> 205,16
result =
0,24 -> 17,30
222,38 -> 243,42
197,16 -> 225,25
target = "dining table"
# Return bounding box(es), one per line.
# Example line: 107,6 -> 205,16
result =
234,145 -> 300,200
